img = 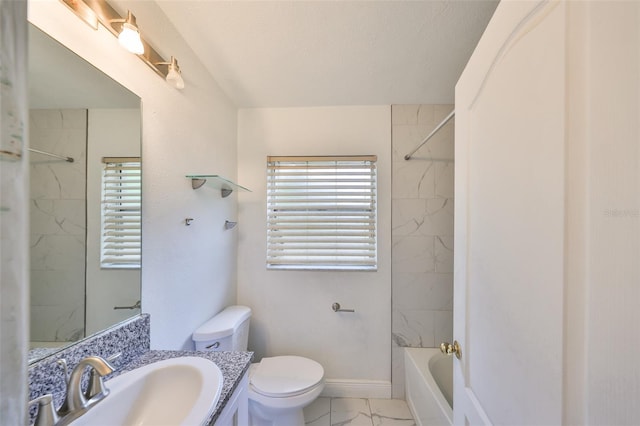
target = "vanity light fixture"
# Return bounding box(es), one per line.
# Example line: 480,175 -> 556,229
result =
115,11 -> 144,55
60,0 -> 185,89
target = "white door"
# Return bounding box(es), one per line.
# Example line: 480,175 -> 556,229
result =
453,1 -> 566,424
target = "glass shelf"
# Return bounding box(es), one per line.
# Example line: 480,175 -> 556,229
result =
186,174 -> 251,197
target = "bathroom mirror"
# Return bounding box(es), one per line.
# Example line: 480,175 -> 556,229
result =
28,24 -> 142,363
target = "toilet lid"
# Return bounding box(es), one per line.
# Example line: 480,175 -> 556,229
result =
250,356 -> 324,398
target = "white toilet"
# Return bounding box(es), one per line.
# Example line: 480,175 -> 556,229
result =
193,305 -> 325,426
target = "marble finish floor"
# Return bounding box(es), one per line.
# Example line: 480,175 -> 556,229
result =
304,397 -> 415,426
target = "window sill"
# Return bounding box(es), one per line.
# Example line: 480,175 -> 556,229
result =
267,265 -> 377,272
100,264 -> 141,270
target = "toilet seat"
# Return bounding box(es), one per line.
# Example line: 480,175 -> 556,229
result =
250,356 -> 324,398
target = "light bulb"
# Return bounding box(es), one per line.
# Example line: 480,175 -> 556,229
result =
166,67 -> 185,89
118,22 -> 144,55
166,58 -> 185,89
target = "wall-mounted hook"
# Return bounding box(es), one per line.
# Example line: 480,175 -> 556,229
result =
185,218 -> 194,226
224,220 -> 238,230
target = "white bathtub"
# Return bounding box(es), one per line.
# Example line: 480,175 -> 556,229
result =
404,347 -> 453,426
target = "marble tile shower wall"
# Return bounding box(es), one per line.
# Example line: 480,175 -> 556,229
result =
391,105 -> 454,398
29,109 -> 87,343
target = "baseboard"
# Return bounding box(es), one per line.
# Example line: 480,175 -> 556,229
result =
321,379 -> 392,399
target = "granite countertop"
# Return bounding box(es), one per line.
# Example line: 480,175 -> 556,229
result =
113,350 -> 253,425
27,347 -> 58,363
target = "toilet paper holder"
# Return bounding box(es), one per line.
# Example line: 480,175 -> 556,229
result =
332,302 -> 355,313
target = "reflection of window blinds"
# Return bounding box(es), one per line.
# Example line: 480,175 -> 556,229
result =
266,155 -> 377,270
100,157 -> 141,268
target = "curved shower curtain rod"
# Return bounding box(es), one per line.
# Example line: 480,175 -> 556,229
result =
404,109 -> 455,160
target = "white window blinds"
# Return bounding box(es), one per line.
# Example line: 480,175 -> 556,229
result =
267,155 -> 377,270
100,157 -> 141,268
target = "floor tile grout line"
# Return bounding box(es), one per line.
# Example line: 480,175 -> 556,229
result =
307,397 -> 415,426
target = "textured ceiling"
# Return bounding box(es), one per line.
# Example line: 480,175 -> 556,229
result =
158,0 -> 499,108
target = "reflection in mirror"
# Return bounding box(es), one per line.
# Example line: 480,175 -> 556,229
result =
28,24 -> 142,363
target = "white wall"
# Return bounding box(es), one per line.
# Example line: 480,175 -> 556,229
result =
86,109 -> 141,335
237,106 -> 392,397
29,0 -> 239,349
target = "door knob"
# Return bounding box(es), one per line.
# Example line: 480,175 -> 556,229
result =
440,340 -> 462,359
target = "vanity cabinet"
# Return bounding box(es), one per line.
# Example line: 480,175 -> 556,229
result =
214,372 -> 248,426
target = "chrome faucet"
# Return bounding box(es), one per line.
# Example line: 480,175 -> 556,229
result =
30,355 -> 115,426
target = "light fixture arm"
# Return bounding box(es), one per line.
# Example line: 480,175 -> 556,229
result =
108,9 -> 136,29
155,56 -> 178,69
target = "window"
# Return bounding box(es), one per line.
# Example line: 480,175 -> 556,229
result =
100,157 -> 141,268
266,155 -> 377,270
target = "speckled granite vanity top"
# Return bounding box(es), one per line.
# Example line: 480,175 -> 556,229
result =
113,350 -> 253,425
28,316 -> 253,426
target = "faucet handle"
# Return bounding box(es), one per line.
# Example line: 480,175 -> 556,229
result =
85,368 -> 110,400
85,353 -> 120,400
57,358 -> 69,383
29,394 -> 60,426
82,355 -> 117,402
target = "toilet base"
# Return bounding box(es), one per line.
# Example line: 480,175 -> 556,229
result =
249,399 -> 305,426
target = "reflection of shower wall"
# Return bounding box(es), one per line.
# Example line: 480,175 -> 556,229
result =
29,109 -> 87,342
391,105 -> 454,398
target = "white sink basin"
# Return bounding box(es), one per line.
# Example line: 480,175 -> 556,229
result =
71,357 -> 223,426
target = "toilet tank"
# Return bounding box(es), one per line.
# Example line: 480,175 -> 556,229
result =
192,305 -> 251,351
